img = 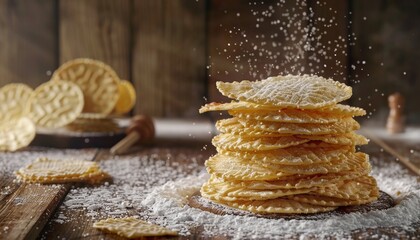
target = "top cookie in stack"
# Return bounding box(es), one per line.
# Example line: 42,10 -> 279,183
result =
199,74 -> 379,214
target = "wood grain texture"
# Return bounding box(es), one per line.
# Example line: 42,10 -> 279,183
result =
39,144 -> 419,239
0,0 -> 57,88
0,183 -> 71,240
0,149 -> 98,240
59,0 -> 130,80
132,0 -> 207,117
41,148 -> 214,239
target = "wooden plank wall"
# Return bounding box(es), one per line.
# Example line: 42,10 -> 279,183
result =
133,0 -> 206,117
0,0 -> 206,118
59,0 -> 131,80
0,0 -> 57,88
0,0 -> 418,121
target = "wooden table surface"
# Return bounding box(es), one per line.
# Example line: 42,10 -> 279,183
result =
0,123 -> 419,240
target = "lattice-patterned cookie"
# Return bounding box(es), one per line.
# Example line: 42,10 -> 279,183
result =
93,217 -> 177,238
312,176 -> 378,200
214,196 -> 336,214
212,133 -> 308,151
0,117 -> 36,152
290,188 -> 379,207
216,74 -> 352,109
27,80 -> 84,128
51,58 -> 120,114
15,157 -> 109,184
229,108 -> 340,124
218,146 -> 351,165
0,83 -> 33,124
216,118 -> 286,137
201,101 -> 366,117
297,132 -> 369,146
206,152 -> 370,181
238,117 -> 360,135
236,172 -> 363,190
202,178 -> 313,201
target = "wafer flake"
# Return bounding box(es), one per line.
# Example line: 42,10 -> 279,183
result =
216,75 -> 352,109
15,157 -> 109,184
217,197 -> 336,214
216,118 -> 286,137
236,172 -> 364,190
218,147 -> 351,165
93,217 -> 178,238
202,177 -> 314,201
201,101 -> 366,117
212,133 -> 308,151
313,176 -> 378,200
229,108 -> 340,124
206,152 -> 370,181
290,189 -> 379,207
239,117 -> 360,135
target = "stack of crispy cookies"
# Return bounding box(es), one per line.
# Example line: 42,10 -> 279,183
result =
200,75 -> 379,214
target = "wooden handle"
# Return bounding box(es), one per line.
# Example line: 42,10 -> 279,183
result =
110,131 -> 141,155
110,115 -> 155,155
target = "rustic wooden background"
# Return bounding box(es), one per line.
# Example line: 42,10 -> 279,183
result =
0,0 -> 418,122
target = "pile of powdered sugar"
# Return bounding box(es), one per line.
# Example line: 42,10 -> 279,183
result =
140,157 -> 419,239
49,148 -> 419,239
3,148 -> 418,239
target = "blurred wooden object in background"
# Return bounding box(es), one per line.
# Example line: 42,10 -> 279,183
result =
386,92 -> 405,134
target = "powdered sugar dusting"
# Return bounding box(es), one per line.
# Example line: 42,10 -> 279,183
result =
56,149 -> 206,220
50,146 -> 418,239
138,156 -> 419,239
0,148 -> 97,177
2,147 -> 418,239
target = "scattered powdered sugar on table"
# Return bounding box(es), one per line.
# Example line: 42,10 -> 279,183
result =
11,147 -> 415,239
56,149 -> 205,220
0,148 -> 97,177
139,155 -> 419,239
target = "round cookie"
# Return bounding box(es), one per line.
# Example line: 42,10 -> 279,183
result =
0,83 -> 33,124
51,58 -> 120,114
0,117 -> 36,151
27,80 -> 84,128
114,80 -> 136,114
